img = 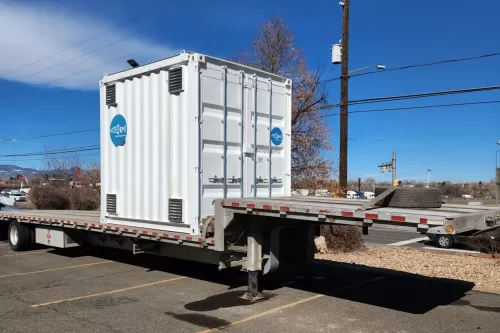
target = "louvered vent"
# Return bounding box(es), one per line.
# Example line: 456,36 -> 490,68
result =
168,199 -> 183,222
106,194 -> 117,214
168,68 -> 183,93
106,85 -> 117,106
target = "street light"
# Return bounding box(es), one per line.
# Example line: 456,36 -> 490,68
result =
348,64 -> 386,76
427,169 -> 432,188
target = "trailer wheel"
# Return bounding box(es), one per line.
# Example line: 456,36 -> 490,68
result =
374,187 -> 442,208
436,235 -> 453,249
8,221 -> 33,251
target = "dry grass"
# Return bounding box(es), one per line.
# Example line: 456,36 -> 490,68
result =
316,246 -> 500,289
319,225 -> 365,253
28,185 -> 100,211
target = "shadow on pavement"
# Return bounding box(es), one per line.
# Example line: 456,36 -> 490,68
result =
49,246 -> 475,315
164,312 -> 231,328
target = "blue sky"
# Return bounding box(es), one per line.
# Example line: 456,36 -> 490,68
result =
0,0 -> 499,182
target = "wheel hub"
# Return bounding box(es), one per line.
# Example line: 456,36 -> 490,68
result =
439,236 -> 450,247
10,225 -> 19,246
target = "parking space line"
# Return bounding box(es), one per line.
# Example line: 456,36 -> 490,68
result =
0,250 -> 50,258
197,277 -> 383,333
31,276 -> 187,308
0,261 -> 112,279
423,246 -> 481,254
388,236 -> 429,246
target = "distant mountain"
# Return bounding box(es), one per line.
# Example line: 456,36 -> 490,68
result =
0,165 -> 41,179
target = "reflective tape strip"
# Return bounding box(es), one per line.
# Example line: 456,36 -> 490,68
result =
391,216 -> 406,222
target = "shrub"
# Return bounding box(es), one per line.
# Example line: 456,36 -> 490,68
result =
320,224 -> 365,253
28,185 -> 70,210
469,229 -> 500,255
69,187 -> 100,211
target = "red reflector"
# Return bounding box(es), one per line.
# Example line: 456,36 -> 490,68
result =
341,211 -> 353,217
220,201 -> 225,206
124,228 -> 129,232
420,218 -> 428,224
91,224 -> 95,227
391,216 -> 406,222
247,203 -> 255,208
319,210 -> 329,214
263,205 -> 272,210
115,227 -> 120,231
163,233 -> 169,238
211,239 -> 215,244
186,236 -> 192,241
280,206 -> 290,212
198,237 -> 203,242
84,223 -> 88,227
99,225 -> 103,228
133,229 -> 138,233
106,226 -> 111,229
231,202 -> 240,207
365,213 -> 378,220
142,231 -> 148,235
174,235 -> 181,240
152,232 -> 158,236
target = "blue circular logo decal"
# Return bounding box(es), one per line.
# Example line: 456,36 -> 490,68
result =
110,114 -> 127,147
271,127 -> 283,146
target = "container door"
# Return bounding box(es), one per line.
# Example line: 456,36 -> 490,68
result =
250,77 -> 288,198
199,65 -> 244,218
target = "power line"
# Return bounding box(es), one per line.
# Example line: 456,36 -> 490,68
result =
0,145 -> 100,158
45,43 -> 160,85
318,85 -> 500,110
0,128 -> 99,143
0,153 -> 100,162
2,26 -> 120,77
313,100 -> 500,119
22,35 -> 134,81
321,51 -> 500,83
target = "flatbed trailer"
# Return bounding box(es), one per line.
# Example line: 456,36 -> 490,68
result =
2,197 -> 499,300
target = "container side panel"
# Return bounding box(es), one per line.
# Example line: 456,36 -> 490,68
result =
201,67 -> 225,218
101,65 -> 194,232
159,70 -> 170,221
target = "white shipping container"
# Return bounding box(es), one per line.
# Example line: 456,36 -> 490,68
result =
100,51 -> 292,235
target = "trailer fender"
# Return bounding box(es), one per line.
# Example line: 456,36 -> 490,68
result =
263,226 -> 283,275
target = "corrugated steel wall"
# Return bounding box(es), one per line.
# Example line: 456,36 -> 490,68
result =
101,54 -> 291,234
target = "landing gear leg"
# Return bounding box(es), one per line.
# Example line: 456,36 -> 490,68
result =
242,221 -> 263,302
242,271 -> 263,301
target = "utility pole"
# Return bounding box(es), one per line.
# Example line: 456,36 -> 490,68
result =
339,0 -> 350,189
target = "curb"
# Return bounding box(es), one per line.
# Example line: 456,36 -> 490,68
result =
472,286 -> 500,295
401,246 -> 499,260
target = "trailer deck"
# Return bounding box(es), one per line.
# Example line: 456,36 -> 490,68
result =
0,210 -> 216,249
218,197 -> 500,226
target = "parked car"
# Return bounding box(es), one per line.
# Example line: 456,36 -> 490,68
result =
462,194 -> 474,199
364,191 -> 375,200
10,193 -> 26,202
347,191 -> 366,199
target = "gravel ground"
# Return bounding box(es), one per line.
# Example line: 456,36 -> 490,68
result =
316,247 -> 500,290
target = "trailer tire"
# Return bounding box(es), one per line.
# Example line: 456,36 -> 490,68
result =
374,187 -> 442,208
436,234 -> 453,249
8,221 -> 33,251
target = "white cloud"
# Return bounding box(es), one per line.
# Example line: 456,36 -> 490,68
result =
0,2 -> 175,90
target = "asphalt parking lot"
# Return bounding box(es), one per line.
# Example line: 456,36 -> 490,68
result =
0,239 -> 499,333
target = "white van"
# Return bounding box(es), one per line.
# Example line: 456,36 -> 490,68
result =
364,191 -> 375,200
347,191 -> 360,199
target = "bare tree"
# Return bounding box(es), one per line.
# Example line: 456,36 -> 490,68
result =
236,14 -> 334,190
